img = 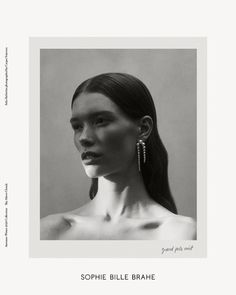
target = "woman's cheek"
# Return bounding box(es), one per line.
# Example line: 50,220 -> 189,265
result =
101,126 -> 136,154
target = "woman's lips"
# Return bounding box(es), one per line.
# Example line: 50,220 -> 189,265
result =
81,151 -> 102,164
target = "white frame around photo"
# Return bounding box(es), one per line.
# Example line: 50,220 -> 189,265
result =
29,37 -> 206,258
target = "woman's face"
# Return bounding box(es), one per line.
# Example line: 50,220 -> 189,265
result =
70,92 -> 139,178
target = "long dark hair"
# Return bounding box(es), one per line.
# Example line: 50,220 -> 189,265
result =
71,73 -> 177,214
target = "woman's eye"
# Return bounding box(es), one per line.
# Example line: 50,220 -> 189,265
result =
72,124 -> 83,131
95,118 -> 107,125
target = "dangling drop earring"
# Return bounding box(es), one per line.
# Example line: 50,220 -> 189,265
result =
136,141 -> 141,172
140,140 -> 146,163
136,139 -> 146,172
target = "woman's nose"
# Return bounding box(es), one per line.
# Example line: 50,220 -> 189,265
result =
78,126 -> 95,148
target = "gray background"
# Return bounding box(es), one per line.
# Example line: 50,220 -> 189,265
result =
40,49 -> 196,219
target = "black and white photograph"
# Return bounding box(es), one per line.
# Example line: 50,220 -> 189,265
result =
40,48 -> 197,241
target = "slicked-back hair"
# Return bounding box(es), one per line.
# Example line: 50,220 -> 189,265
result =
71,73 -> 177,214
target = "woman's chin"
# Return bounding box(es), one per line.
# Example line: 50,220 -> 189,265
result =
84,166 -> 104,178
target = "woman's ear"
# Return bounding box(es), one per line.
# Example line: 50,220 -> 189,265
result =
138,115 -> 153,140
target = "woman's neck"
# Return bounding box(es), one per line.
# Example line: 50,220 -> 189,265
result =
92,166 -> 154,220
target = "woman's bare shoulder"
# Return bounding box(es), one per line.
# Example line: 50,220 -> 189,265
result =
159,214 -> 196,240
40,213 -> 71,240
146,203 -> 196,240
40,203 -> 93,239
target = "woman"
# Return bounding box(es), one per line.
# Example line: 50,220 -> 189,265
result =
41,73 -> 196,240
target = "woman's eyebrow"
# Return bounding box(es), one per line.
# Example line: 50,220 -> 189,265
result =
70,111 -> 114,123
